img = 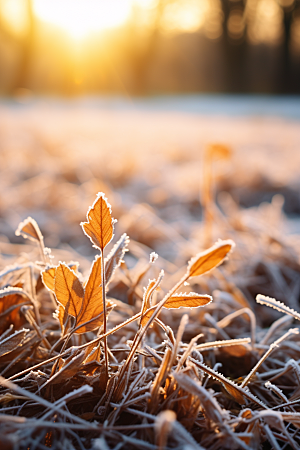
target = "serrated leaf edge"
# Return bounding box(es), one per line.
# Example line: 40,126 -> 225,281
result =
189,357 -> 267,409
256,294 -> 300,321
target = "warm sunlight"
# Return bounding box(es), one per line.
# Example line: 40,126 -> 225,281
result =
33,0 -> 133,39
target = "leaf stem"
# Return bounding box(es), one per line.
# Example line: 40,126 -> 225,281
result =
101,248 -> 109,382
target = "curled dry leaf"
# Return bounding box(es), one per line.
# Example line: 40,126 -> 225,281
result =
81,192 -> 115,251
187,239 -> 235,278
48,351 -> 87,385
0,287 -> 32,332
15,217 -> 44,243
0,329 -> 28,358
105,233 -> 129,285
164,293 -> 212,309
53,305 -> 67,333
84,343 -> 101,364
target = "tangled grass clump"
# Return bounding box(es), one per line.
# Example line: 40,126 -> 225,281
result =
1,192 -> 300,450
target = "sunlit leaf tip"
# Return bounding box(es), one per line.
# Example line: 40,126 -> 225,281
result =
80,192 -> 116,251
15,217 -> 43,243
187,239 -> 235,278
164,292 -> 212,309
41,265 -> 56,293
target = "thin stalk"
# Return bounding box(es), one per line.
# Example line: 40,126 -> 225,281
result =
101,248 -> 109,382
50,333 -> 72,377
113,271 -> 189,400
241,328 -> 299,388
22,307 -> 51,350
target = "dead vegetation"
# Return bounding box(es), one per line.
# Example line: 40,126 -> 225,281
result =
0,177 -> 300,450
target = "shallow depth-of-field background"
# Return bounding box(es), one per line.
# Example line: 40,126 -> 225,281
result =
1,99 -> 300,258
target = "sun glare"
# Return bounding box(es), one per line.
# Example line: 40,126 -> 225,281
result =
33,0 -> 133,39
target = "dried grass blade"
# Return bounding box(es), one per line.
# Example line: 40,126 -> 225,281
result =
149,347 -> 172,412
241,327 -> 299,388
174,372 -> 226,424
196,337 -> 251,352
155,410 -> 176,450
0,376 -> 96,427
15,217 -> 43,243
189,358 -> 267,408
140,270 -> 164,327
105,233 -> 129,284
170,314 -> 188,369
256,294 -> 300,321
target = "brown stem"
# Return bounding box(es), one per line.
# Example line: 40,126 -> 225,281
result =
101,247 -> 109,382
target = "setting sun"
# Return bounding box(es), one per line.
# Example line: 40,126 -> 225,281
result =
33,0 -> 133,39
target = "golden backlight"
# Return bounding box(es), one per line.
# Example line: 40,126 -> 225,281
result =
33,0 -> 133,38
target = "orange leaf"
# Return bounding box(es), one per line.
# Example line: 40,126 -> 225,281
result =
41,266 -> 56,292
15,217 -> 43,243
42,263 -> 79,293
53,305 -> 67,333
164,293 -> 212,309
222,344 -> 248,357
75,255 -> 103,333
188,240 -> 234,278
84,342 -> 101,364
75,301 -> 115,334
54,263 -> 84,319
81,193 -> 115,251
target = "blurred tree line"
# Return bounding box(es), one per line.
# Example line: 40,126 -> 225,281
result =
0,0 -> 299,96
